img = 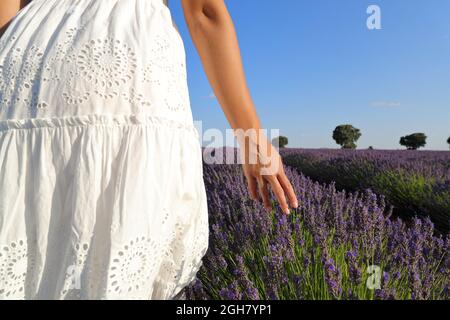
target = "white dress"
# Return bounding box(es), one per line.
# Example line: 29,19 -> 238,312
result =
0,0 -> 209,300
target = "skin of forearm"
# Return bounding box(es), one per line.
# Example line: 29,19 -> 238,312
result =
182,0 -> 262,134
0,0 -> 29,37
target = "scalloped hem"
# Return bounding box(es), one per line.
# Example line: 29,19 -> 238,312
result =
169,264 -> 203,301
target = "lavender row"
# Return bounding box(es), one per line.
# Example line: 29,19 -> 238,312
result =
280,149 -> 450,231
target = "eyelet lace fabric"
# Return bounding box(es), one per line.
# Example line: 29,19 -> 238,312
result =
0,0 -> 209,300
0,0 -> 191,121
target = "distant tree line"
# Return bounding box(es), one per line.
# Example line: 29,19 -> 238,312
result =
272,128 -> 448,150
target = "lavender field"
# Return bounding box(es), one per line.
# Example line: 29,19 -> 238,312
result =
186,149 -> 450,300
281,149 -> 450,231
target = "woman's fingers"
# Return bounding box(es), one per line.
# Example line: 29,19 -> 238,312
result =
244,158 -> 298,215
278,171 -> 298,209
250,171 -> 296,215
266,175 -> 290,214
257,176 -> 271,211
246,174 -> 259,201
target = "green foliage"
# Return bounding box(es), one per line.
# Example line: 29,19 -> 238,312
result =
332,125 -> 362,149
373,170 -> 450,228
399,133 -> 427,150
241,216 -> 381,300
272,136 -> 289,148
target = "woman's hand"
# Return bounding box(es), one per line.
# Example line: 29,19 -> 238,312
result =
238,131 -> 298,215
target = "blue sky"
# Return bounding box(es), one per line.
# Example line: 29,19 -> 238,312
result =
168,0 -> 450,150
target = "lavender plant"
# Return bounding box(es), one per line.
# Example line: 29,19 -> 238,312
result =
186,156 -> 450,300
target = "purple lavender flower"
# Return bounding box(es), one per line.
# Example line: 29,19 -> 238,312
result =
345,250 -> 362,285
219,281 -> 242,300
322,251 -> 342,299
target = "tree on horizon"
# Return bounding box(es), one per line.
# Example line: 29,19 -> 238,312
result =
332,125 -> 361,149
399,133 -> 427,150
272,136 -> 289,148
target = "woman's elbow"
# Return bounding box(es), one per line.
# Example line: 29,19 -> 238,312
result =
181,0 -> 227,26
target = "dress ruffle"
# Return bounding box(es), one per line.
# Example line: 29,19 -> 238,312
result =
0,112 -> 209,300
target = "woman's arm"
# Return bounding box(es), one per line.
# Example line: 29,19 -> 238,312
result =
181,0 -> 298,214
0,0 -> 30,37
